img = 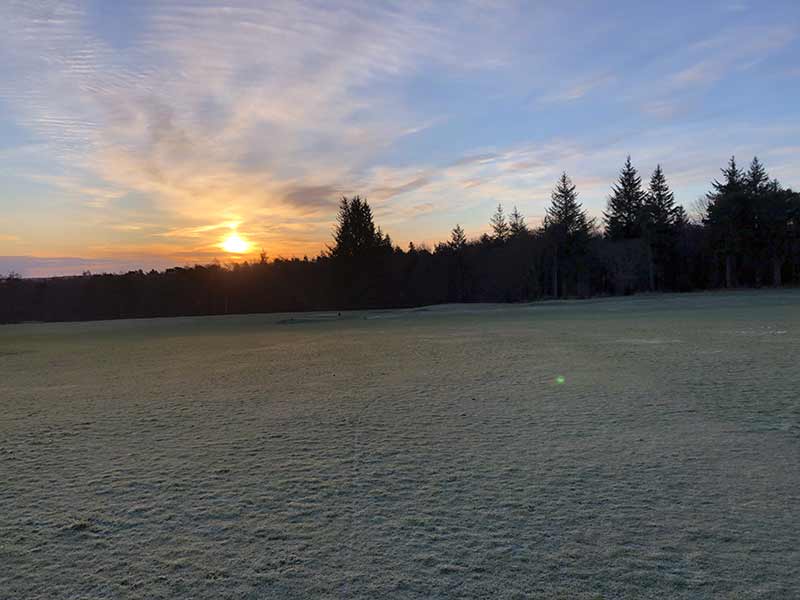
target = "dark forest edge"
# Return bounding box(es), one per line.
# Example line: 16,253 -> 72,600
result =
2,155 -> 799,324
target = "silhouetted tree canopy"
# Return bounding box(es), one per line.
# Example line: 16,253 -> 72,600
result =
705,157 -> 755,287
544,173 -> 594,240
449,224 -> 467,249
490,204 -> 510,242
637,165 -> 684,290
542,173 -> 595,297
604,156 -> 646,240
2,156 -> 799,323
643,165 -> 679,231
509,206 -> 528,237
329,196 -> 391,260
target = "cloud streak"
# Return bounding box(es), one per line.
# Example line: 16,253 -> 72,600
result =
0,1 -> 798,274
0,1 -> 514,256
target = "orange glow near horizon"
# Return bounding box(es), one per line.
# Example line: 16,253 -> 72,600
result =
220,232 -> 251,254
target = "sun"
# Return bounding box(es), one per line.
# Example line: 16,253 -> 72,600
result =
221,232 -> 250,254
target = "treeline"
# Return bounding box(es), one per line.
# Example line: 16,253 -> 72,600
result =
1,156 -> 799,323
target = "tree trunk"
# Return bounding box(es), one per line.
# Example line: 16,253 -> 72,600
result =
772,257 -> 782,287
725,254 -> 734,288
647,243 -> 655,292
552,250 -> 559,298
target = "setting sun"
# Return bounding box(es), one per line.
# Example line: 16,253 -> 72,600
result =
221,232 -> 250,254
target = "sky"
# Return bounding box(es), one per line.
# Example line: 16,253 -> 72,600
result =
1,0 -> 799,276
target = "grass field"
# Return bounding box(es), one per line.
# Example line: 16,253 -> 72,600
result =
1,290 -> 799,599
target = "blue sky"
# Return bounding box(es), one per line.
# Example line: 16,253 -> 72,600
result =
1,0 -> 799,276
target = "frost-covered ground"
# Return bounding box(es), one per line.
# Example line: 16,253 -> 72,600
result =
1,290 -> 799,599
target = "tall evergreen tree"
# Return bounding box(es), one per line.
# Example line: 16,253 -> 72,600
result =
329,196 -> 390,259
758,183 -> 794,286
544,173 -> 593,238
643,165 -> 679,229
705,156 -> 746,287
604,156 -> 646,240
449,224 -> 467,249
490,204 -> 510,241
672,205 -> 689,229
745,156 -> 769,194
744,157 -> 770,281
709,156 -> 744,197
641,165 -> 681,290
544,173 -> 594,296
509,206 -> 528,236
743,159 -> 795,286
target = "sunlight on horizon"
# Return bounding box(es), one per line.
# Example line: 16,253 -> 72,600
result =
1,1 -> 799,277
221,232 -> 251,254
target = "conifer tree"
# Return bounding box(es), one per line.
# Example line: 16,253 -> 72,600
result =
544,173 -> 593,238
743,157 -> 792,286
745,156 -> 769,194
330,196 -> 390,259
509,206 -> 528,236
641,165 -> 680,290
490,204 -> 510,241
707,156 -> 744,204
672,205 -> 689,229
705,156 -> 745,287
744,157 -> 769,274
643,165 -> 678,230
544,173 -> 594,297
604,156 -> 646,240
449,224 -> 467,249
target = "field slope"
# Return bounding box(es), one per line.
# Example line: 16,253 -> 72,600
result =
1,290 -> 799,599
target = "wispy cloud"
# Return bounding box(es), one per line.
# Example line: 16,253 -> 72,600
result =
668,25 -> 795,90
361,118 -> 800,243
0,0 -> 516,258
158,221 -> 242,239
537,73 -> 616,103
0,1 -> 798,271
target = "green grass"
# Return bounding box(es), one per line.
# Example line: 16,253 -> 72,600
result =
1,290 -> 798,598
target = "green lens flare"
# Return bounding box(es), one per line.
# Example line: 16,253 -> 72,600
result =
555,375 -> 565,384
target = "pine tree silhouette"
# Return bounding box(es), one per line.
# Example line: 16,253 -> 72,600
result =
509,206 -> 528,236
544,173 -> 593,238
490,204 -> 510,241
745,156 -> 769,194
640,165 -> 683,290
330,196 -> 390,259
449,224 -> 467,249
604,156 -> 646,240
705,156 -> 746,287
544,173 -> 594,297
643,165 -> 680,230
